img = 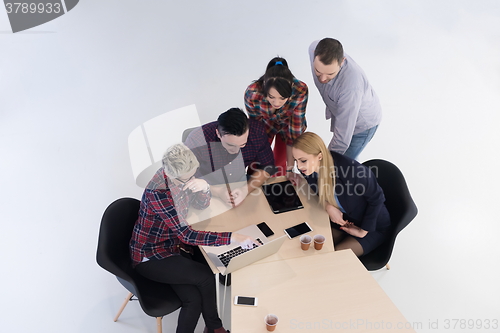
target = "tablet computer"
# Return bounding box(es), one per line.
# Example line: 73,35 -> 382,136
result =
262,180 -> 304,214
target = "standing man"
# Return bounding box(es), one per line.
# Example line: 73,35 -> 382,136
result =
309,38 -> 382,160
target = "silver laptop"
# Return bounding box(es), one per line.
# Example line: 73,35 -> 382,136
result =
201,225 -> 287,276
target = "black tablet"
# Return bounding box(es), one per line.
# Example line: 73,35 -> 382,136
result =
261,180 -> 304,214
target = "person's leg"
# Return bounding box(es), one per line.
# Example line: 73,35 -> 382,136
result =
342,125 -> 379,160
168,284 -> 203,333
331,226 -> 346,249
136,256 -> 223,332
190,246 -> 231,287
335,236 -> 364,257
273,135 -> 287,177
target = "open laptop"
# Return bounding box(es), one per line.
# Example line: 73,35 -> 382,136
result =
201,225 -> 287,276
262,180 -> 304,214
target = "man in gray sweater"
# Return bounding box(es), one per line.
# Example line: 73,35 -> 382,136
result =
309,38 -> 382,160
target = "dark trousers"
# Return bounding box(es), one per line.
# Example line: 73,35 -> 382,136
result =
135,249 -> 222,333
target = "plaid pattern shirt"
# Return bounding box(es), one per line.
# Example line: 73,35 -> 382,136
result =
184,119 -> 276,185
244,78 -> 308,145
129,168 -> 232,267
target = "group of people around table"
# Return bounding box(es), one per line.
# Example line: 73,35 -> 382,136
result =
129,38 -> 386,333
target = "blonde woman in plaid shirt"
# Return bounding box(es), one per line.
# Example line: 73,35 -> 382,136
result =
130,143 -> 255,333
244,57 -> 308,178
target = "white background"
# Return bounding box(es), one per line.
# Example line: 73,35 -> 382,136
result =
1,1 -> 499,332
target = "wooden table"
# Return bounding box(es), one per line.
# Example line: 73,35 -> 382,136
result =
231,250 -> 416,332
186,177 -> 414,332
187,177 -> 334,266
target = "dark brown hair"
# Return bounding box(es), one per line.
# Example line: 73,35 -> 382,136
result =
314,38 -> 344,65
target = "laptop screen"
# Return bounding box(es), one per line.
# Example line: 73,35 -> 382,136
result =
262,180 -> 304,214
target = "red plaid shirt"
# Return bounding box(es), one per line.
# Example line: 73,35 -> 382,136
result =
245,78 -> 308,145
129,168 -> 232,266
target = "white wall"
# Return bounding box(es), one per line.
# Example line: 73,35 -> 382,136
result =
1,1 -> 499,332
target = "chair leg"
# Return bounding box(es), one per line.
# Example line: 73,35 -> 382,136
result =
114,292 -> 134,322
385,263 -> 391,270
156,317 -> 163,333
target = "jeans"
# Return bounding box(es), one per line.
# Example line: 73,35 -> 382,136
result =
343,125 -> 378,160
135,249 -> 222,333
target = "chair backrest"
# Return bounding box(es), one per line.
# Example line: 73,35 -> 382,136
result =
96,197 -> 141,284
363,159 -> 417,235
96,198 -> 182,318
182,127 -> 197,143
360,159 -> 418,270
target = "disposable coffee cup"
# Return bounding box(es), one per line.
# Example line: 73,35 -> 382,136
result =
313,234 -> 326,250
300,235 -> 312,251
265,314 -> 279,331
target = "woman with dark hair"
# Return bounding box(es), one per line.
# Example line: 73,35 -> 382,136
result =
292,132 -> 391,256
244,57 -> 308,177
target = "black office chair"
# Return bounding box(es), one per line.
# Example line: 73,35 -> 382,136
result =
360,159 -> 418,271
96,198 -> 181,333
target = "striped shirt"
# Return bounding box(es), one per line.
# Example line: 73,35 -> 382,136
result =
129,168 -> 232,266
244,78 -> 308,145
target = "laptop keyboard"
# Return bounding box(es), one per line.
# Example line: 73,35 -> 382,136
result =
217,238 -> 264,267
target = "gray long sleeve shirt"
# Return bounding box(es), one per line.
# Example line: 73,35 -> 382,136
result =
309,41 -> 382,154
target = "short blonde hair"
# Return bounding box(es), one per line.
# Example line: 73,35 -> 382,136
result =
162,143 -> 199,178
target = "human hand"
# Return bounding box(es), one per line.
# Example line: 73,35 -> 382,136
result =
183,178 -> 209,193
230,233 -> 258,249
219,190 -> 235,206
286,170 -> 301,186
207,185 -> 233,205
212,184 -> 249,207
228,186 -> 248,207
340,222 -> 368,238
326,203 -> 348,226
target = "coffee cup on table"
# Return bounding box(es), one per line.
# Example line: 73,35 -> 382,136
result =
300,235 -> 312,250
265,314 -> 279,331
313,234 -> 325,250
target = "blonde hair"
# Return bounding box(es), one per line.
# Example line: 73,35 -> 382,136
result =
292,132 -> 337,209
162,143 -> 199,178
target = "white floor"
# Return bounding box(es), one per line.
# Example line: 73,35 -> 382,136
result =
1,1 -> 500,332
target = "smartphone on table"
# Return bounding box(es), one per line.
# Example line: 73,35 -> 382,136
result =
284,222 -> 312,239
234,296 -> 258,306
257,221 -> 274,237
